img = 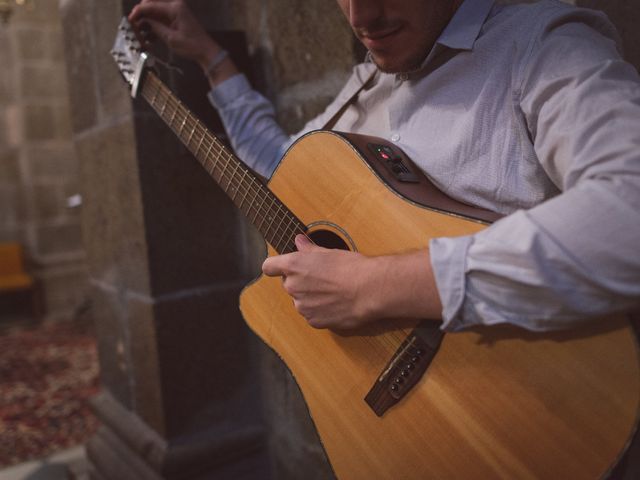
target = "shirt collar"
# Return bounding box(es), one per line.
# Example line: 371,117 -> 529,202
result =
436,0 -> 494,51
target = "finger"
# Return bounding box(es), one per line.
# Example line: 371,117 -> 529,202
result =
262,255 -> 290,277
142,17 -> 174,45
129,1 -> 175,24
295,234 -> 316,252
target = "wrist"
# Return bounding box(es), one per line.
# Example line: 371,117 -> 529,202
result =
200,46 -> 239,87
356,255 -> 394,321
363,250 -> 442,321
196,40 -> 221,71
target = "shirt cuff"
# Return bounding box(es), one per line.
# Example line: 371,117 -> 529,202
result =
429,235 -> 473,332
207,74 -> 253,110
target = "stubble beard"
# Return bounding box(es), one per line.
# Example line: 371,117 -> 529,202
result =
368,49 -> 428,75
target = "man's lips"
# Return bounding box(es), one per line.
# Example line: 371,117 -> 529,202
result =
359,26 -> 403,50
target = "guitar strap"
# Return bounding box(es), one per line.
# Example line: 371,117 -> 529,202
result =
322,68 -> 378,130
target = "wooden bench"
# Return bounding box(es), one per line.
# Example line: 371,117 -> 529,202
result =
0,242 -> 41,318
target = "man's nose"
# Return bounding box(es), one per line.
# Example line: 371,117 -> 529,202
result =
347,0 -> 384,30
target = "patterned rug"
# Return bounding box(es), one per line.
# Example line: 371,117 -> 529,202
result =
0,321 -> 99,467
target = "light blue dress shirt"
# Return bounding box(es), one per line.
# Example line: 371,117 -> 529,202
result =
208,0 -> 640,332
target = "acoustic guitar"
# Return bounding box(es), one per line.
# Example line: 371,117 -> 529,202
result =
112,18 -> 640,479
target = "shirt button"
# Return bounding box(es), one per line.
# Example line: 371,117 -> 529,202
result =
391,134 -> 400,142
398,73 -> 409,81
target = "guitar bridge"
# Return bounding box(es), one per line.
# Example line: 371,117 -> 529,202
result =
365,322 -> 444,416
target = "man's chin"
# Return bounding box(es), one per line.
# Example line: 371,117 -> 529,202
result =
370,52 -> 422,74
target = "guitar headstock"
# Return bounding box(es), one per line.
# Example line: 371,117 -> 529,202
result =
111,17 -> 153,98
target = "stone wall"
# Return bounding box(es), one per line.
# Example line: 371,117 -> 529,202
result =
0,1 -> 88,322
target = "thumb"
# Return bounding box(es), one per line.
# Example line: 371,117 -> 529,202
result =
295,234 -> 317,252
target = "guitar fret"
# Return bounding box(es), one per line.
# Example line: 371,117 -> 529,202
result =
151,83 -> 160,105
236,170 -> 250,210
201,138 -> 213,172
169,101 -> 178,126
246,182 -> 260,224
222,157 -> 234,193
159,96 -> 168,117
287,220 -> 305,253
271,207 -> 290,252
279,215 -> 302,252
220,152 -> 233,189
187,122 -> 196,147
263,204 -> 276,244
228,162 -> 242,200
214,152 -> 224,182
255,195 -> 270,231
194,132 -> 206,157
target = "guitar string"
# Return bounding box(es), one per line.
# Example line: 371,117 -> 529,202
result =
142,74 -> 413,349
142,75 -> 305,254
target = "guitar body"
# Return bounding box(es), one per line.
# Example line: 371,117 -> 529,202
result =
240,131 -> 640,479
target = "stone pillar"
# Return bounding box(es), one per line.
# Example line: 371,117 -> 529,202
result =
59,0 -> 356,479
0,0 -> 87,322
60,0 -> 268,478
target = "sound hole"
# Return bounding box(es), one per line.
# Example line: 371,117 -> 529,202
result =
308,229 -> 350,251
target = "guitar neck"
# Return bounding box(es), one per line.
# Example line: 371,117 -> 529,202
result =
140,72 -> 305,254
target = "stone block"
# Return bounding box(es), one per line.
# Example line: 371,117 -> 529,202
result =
153,285 -> 263,438
0,187 -> 22,226
0,28 -> 12,70
53,104 -> 73,140
11,0 -> 63,27
0,31 -> 14,102
39,263 -> 90,315
0,226 -> 23,244
0,72 -> 13,104
32,184 -> 64,221
74,117 -> 151,296
22,103 -> 56,141
237,0 -> 354,133
20,64 -> 69,100
87,287 -> 165,433
59,0 -> 99,133
263,0 -> 353,89
1,105 -> 21,147
36,221 -> 83,256
27,144 -> 78,180
49,29 -> 65,63
89,285 -> 137,412
0,148 -> 20,186
15,26 -> 48,61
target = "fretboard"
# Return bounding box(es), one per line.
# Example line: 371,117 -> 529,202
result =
141,72 -> 306,254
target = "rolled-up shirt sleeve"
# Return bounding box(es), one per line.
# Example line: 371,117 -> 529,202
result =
433,8 -> 640,332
